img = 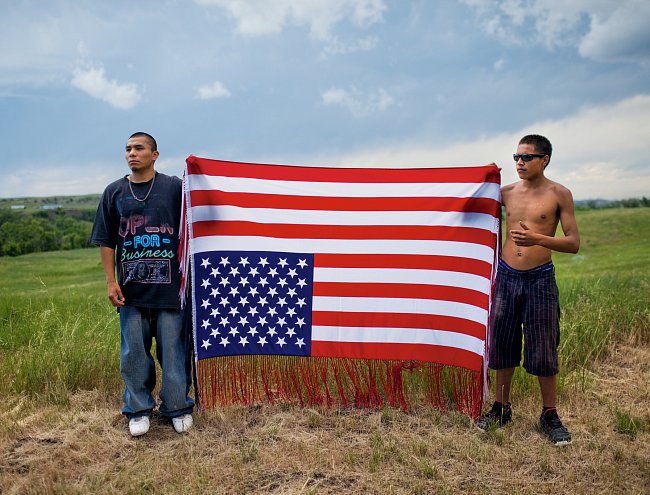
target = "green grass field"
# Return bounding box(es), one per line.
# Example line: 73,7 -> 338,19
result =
553,209 -> 649,366
0,208 -> 648,494
0,249 -> 120,403
1,208 -> 648,405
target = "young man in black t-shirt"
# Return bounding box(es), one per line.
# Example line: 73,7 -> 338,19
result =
91,132 -> 194,437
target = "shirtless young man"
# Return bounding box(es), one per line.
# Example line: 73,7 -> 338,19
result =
476,134 -> 580,445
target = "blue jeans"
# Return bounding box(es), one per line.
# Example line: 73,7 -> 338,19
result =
119,306 -> 195,419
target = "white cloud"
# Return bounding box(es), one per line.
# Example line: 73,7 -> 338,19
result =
0,155 -> 189,198
194,0 -> 386,40
196,81 -> 231,100
312,94 -> 650,200
154,157 -> 186,179
71,66 -> 141,109
0,8 -> 67,75
322,86 -> 394,116
5,96 -> 649,200
579,2 -> 650,64
1,163 -> 117,198
0,4 -> 123,85
461,0 -> 650,64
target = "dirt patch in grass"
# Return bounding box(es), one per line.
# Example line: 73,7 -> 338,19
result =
1,345 -> 648,495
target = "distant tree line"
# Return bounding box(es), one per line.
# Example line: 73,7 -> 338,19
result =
575,197 -> 650,209
0,208 -> 95,257
0,197 -> 648,257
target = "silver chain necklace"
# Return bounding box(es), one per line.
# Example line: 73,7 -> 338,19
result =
128,172 -> 156,202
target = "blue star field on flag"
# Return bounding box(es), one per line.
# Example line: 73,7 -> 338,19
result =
192,251 -> 314,360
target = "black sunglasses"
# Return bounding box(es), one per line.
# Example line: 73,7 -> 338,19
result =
513,153 -> 546,162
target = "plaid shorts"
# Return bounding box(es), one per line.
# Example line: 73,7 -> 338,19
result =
488,259 -> 561,377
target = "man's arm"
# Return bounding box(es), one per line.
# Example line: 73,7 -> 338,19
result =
100,246 -> 125,307
510,187 -> 580,254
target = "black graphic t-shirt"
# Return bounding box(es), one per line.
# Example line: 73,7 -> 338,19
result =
90,172 -> 183,309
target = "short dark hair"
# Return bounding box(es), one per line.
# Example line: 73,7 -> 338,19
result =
519,134 -> 552,166
129,132 -> 157,152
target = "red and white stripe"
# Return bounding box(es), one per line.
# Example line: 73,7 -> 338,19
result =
183,156 -> 501,372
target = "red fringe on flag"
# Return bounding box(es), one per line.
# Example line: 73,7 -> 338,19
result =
196,356 -> 483,419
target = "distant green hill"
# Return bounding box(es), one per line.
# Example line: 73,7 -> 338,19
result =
0,193 -> 648,257
3,193 -> 648,212
575,197 -> 650,209
0,197 -> 99,256
0,194 -> 101,212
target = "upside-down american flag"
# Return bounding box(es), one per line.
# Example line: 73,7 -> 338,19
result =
180,156 -> 501,417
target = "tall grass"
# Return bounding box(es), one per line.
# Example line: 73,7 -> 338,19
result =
0,248 -> 122,404
1,208 -> 648,406
0,292 -> 121,404
556,208 -> 649,363
560,275 -> 649,366
510,207 -> 650,397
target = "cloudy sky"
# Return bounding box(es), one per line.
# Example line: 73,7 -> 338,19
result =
1,0 -> 649,200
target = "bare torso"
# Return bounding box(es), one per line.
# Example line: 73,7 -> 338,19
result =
501,180 -> 564,270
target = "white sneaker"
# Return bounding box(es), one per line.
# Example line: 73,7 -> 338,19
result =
129,416 -> 150,437
172,413 -> 193,433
